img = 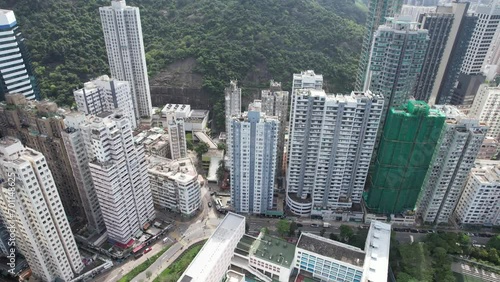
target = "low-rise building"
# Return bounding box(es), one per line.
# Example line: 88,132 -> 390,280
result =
134,128 -> 170,158
148,156 -> 201,216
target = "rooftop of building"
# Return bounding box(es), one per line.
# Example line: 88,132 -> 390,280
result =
161,103 -> 191,112
249,234 -> 296,268
188,109 -> 209,119
362,221 -> 392,282
180,213 -> 245,282
293,70 -> 323,79
471,160 -> 500,183
297,232 -> 365,267
225,270 -> 245,282
148,156 -> 198,182
392,100 -> 446,118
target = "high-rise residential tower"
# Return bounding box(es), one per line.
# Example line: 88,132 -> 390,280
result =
0,10 -> 39,101
0,137 -> 83,281
417,106 -> 487,225
100,0 -> 152,119
414,3 -> 472,104
286,90 -> 384,217
364,17 -> 429,151
454,160 -> 500,226
451,1 -> 500,105
81,112 -> 155,244
365,101 -> 445,214
260,81 -> 289,177
0,94 -> 86,224
225,80 -> 241,168
469,83 -> 500,140
74,75 -> 137,128
229,111 -> 278,214
166,111 -> 187,159
355,0 -> 404,91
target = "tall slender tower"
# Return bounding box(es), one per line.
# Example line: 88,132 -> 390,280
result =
355,0 -> 404,91
81,112 -> 155,244
364,16 -> 429,153
229,111 -> 278,214
0,10 -> 39,101
100,0 -> 152,119
166,111 -> 187,159
0,137 -> 83,281
417,105 -> 487,225
286,90 -> 384,217
469,83 -> 500,140
224,80 -> 241,169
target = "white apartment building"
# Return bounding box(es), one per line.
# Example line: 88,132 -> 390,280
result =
166,112 -> 187,159
0,10 -> 39,100
61,117 -> 106,233
469,84 -> 500,140
100,0 -> 152,118
417,105 -> 487,225
454,160 -> 500,226
74,75 -> 137,128
81,112 -> 155,244
286,90 -> 384,216
225,80 -> 242,169
178,213 -> 246,282
0,137 -> 83,281
148,157 -> 201,216
161,103 -> 191,118
461,1 -> 500,75
229,111 -> 279,214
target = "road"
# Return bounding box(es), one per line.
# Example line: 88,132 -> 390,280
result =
93,183 -> 222,282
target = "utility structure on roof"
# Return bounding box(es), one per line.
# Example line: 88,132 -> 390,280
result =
364,100 -> 446,214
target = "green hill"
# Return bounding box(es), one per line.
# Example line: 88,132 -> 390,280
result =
0,0 -> 366,108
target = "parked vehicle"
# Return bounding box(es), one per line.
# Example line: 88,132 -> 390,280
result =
134,253 -> 143,259
208,202 -> 212,208
311,223 -> 320,228
143,247 -> 152,254
323,222 -> 330,228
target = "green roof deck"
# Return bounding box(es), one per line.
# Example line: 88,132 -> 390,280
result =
249,235 -> 296,268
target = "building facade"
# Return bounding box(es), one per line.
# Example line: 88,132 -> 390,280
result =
166,112 -> 187,159
0,10 -> 39,101
260,81 -> 289,177
417,106 -> 487,225
74,75 -> 137,128
100,0 -> 152,118
81,113 -> 155,244
0,94 -> 86,224
469,84 -> 500,140
61,116 -> 106,233
454,161 -> 500,226
0,137 -> 83,281
286,90 -> 384,216
225,80 -> 242,169
230,111 -> 278,214
148,157 -> 201,216
365,101 -> 446,214
415,3 -> 471,104
355,0 -> 404,91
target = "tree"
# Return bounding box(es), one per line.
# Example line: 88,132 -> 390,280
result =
339,225 -> 354,242
195,143 -> 209,157
320,228 -> 326,237
487,235 -> 500,251
261,227 -> 269,235
297,229 -> 302,238
329,233 -> 339,241
276,219 -> 290,237
245,222 -> 250,233
217,142 -> 226,151
288,221 -> 297,237
348,228 -> 368,249
216,160 -> 225,182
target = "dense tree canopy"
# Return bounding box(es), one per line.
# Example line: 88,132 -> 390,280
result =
0,0 -> 366,110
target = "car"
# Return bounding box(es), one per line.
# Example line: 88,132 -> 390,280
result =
134,253 -> 143,259
143,247 -> 152,254
208,202 -> 212,208
410,229 -> 419,233
297,223 -> 303,228
311,224 -> 320,228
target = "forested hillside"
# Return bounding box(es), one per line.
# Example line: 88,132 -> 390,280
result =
0,0 -> 366,109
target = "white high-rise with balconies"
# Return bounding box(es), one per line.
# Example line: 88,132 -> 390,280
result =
100,0 -> 152,118
286,90 -> 384,217
229,111 -> 279,214
469,84 -> 500,140
74,75 -> 137,128
81,112 -> 155,244
225,80 -> 241,168
0,137 -> 83,281
417,106 -> 487,225
454,160 -> 500,226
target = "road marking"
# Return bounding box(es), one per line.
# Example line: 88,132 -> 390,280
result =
108,274 -> 118,281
